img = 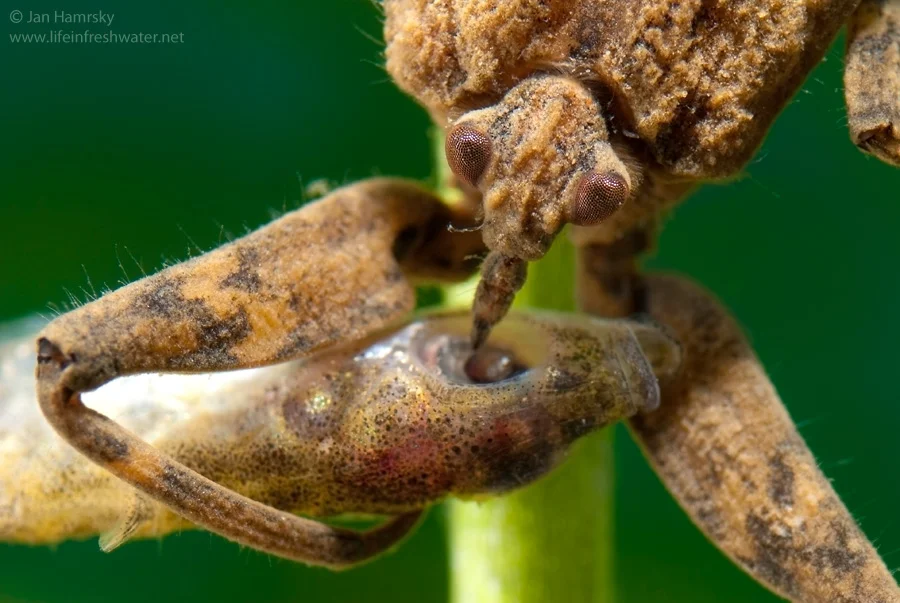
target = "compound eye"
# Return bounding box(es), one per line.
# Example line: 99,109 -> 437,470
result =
445,124 -> 492,187
570,171 -> 630,226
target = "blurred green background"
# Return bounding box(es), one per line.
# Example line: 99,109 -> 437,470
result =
1,1 -> 898,601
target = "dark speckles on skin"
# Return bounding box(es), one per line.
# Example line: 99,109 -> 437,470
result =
167,310 -> 253,369
287,291 -> 308,315
195,308 -> 251,356
161,464 -> 191,502
810,520 -> 867,575
275,331 -> 314,361
768,453 -> 795,509
282,399 -> 309,435
133,275 -> 253,369
811,541 -> 867,576
221,247 -> 262,292
741,510 -> 870,597
742,512 -> 799,596
854,19 -> 896,57
165,307 -> 252,370
282,396 -> 336,437
135,276 -> 189,318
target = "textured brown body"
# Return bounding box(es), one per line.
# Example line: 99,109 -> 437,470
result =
386,0 -> 898,260
386,0 -> 870,347
386,0 -> 859,181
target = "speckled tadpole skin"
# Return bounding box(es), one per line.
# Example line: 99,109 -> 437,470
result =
631,275 -> 900,603
26,310 -> 677,566
845,0 -> 900,166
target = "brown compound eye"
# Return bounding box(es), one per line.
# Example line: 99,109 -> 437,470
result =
445,124 -> 492,187
570,171 -> 630,226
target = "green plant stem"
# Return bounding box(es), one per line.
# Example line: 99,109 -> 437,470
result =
447,238 -> 616,603
449,436 -> 615,603
433,126 -> 615,602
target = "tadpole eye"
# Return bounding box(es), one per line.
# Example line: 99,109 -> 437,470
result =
570,171 -> 630,226
445,124 -> 492,187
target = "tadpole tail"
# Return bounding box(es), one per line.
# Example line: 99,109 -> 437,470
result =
630,274 -> 900,603
470,252 -> 527,349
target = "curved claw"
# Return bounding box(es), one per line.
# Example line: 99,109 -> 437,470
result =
630,274 -> 900,603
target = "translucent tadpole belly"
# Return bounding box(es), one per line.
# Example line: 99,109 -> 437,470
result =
0,311 -> 679,549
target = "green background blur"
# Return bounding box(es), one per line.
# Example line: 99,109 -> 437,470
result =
1,1 -> 898,602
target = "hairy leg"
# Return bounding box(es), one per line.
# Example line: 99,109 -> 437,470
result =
36,178 -> 483,390
630,274 -> 900,603
845,0 -> 900,167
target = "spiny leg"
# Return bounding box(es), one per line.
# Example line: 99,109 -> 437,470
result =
628,275 -> 900,603
845,0 -> 900,167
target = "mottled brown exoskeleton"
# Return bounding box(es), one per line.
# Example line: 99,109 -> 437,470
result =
8,1 -> 899,602
385,0 -> 900,343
